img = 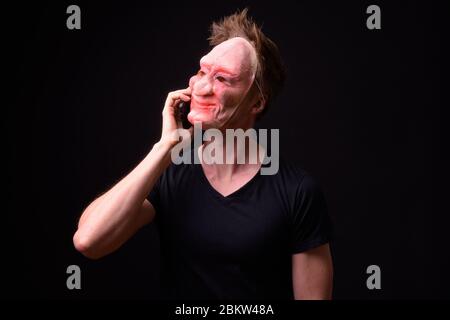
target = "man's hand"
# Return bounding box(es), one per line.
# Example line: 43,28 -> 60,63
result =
159,87 -> 192,148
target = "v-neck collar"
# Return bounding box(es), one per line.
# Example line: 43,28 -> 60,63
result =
195,162 -> 262,202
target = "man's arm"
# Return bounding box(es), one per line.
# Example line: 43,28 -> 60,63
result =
73,88 -> 192,259
73,141 -> 172,259
291,243 -> 333,300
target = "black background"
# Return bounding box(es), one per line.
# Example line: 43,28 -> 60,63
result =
4,0 -> 445,299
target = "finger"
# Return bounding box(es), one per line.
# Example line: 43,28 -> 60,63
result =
162,90 -> 192,117
171,88 -> 191,97
178,93 -> 191,102
166,93 -> 190,107
180,87 -> 192,95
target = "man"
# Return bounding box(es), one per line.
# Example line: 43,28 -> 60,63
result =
73,9 -> 333,300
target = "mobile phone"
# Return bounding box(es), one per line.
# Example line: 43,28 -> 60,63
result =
177,100 -> 191,129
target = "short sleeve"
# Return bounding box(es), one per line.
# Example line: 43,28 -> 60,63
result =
290,174 -> 333,254
147,174 -> 163,221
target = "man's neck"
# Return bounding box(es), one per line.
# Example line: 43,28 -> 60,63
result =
198,136 -> 265,180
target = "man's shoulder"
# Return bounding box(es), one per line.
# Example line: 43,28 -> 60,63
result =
161,161 -> 195,183
274,157 -> 309,181
270,157 -> 323,193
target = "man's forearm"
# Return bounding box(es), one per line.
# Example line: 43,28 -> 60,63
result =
74,141 -> 173,255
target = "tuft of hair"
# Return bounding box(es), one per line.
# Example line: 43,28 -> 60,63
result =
208,8 -> 286,119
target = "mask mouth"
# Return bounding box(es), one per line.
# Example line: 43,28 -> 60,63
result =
192,98 -> 216,109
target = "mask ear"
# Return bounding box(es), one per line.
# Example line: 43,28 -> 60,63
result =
252,96 -> 266,115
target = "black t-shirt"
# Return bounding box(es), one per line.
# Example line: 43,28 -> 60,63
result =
147,153 -> 333,300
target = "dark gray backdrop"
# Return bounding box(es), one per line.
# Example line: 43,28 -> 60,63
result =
5,0 -> 445,299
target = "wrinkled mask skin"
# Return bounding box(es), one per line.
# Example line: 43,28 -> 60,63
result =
188,37 -> 259,130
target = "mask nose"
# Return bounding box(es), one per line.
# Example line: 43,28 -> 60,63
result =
192,74 -> 214,96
